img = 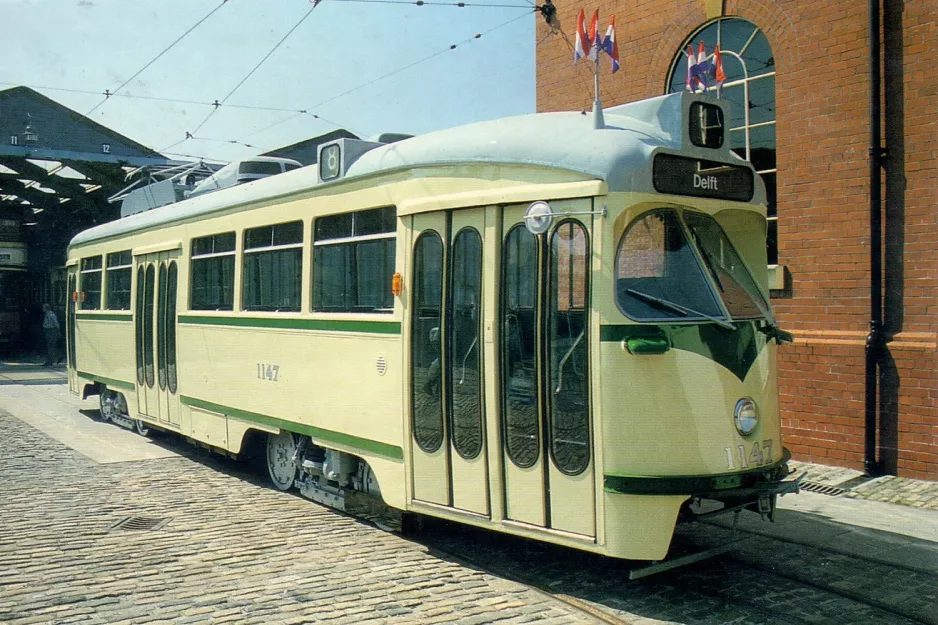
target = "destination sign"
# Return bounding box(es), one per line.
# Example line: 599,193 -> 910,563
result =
652,154 -> 755,202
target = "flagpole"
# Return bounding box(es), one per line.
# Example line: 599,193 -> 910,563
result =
592,55 -> 604,129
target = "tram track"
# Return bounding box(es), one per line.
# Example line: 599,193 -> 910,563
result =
409,515 -> 937,625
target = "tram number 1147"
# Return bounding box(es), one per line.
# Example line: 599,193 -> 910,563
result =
256,363 -> 281,382
725,440 -> 774,470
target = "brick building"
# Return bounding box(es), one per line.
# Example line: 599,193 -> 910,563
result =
536,0 -> 936,479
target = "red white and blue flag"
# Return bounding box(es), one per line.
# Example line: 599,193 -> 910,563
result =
601,15 -> 620,73
587,10 -> 600,61
685,44 -> 697,91
713,44 -> 726,96
574,9 -> 589,64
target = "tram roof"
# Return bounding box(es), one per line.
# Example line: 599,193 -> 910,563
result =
70,92 -> 761,249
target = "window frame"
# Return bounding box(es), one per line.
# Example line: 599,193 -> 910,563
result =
312,206 -> 397,314
189,232 -> 236,311
79,256 -> 103,310
241,220 -> 304,313
105,250 -> 133,311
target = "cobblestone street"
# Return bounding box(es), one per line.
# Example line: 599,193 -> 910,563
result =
1,363 -> 937,625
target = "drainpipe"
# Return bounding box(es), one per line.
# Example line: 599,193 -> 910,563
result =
865,0 -> 885,476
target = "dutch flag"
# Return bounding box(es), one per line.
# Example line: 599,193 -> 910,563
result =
574,9 -> 589,64
601,15 -> 620,73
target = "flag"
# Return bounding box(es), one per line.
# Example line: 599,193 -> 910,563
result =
602,15 -> 620,74
696,41 -> 710,91
713,44 -> 726,96
588,10 -> 600,61
685,44 -> 696,91
574,9 -> 589,64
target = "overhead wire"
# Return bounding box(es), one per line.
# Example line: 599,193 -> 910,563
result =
184,2 -> 321,141
84,0 -> 231,117
307,8 -> 535,111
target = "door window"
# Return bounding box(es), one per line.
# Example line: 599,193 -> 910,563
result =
501,225 -> 540,469
411,232 -> 445,453
449,228 -> 484,460
548,221 -> 591,475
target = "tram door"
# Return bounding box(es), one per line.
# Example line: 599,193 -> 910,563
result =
134,251 -> 181,427
66,265 -> 78,394
410,208 -> 490,515
500,202 -> 595,536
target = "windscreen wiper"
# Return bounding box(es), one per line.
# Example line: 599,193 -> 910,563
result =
625,288 -> 735,330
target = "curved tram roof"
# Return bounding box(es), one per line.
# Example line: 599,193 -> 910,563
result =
70,92 -> 762,249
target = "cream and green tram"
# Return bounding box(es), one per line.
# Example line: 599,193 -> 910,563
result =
66,91 -> 798,566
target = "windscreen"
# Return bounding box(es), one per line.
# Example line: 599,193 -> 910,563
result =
615,209 -> 724,323
682,211 -> 771,321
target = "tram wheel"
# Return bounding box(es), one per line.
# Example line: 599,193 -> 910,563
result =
134,419 -> 150,437
266,431 -> 298,491
98,389 -> 116,422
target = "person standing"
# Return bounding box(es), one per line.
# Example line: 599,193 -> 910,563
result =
42,303 -> 61,367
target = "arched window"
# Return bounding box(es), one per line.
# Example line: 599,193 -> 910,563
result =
667,18 -> 777,265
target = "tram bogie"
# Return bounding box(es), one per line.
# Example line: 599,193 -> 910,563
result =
66,91 -> 798,566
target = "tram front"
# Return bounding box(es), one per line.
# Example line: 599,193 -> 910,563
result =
595,194 -> 798,561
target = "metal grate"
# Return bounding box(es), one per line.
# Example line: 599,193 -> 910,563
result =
800,481 -> 847,497
110,516 -> 170,531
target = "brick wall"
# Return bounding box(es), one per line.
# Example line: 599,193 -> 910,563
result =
536,0 -> 937,479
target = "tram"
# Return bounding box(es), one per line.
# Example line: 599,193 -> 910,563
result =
0,240 -> 28,347
66,91 -> 799,566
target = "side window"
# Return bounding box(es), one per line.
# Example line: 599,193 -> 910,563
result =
242,220 -> 303,312
190,232 -> 236,311
105,250 -> 132,310
79,256 -> 103,309
312,206 -> 396,313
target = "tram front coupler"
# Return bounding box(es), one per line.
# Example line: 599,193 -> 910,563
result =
683,470 -> 804,523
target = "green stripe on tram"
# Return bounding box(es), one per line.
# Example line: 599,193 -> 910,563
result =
177,315 -> 401,335
75,313 -> 133,321
78,371 -> 135,391
180,395 -> 404,461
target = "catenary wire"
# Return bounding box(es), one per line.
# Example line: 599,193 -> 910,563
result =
85,0 -> 231,117
184,2 -> 322,141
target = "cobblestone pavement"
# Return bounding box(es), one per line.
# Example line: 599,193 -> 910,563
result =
790,460 -> 938,511
0,412 -> 597,625
2,363 -> 938,625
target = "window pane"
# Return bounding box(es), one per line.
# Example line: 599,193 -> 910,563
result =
356,240 -> 391,310
106,250 -> 131,268
80,271 -> 102,310
412,232 -> 445,453
615,210 -> 724,321
762,171 -> 777,218
722,83 -> 747,129
355,206 -> 396,236
742,30 -> 775,77
158,263 -> 167,390
190,256 -> 235,310
167,262 -> 178,394
450,228 -> 484,460
243,248 -> 302,311
502,225 -> 539,468
135,265 -> 145,385
748,75 -> 775,126
719,18 -> 756,56
750,124 -> 776,170
144,264 -> 155,388
315,213 -> 353,241
313,245 -> 352,310
684,211 -> 770,319
239,161 -> 282,175
273,221 -> 303,246
192,232 -> 235,256
106,267 -> 132,310
550,221 -> 590,475
245,225 -> 273,250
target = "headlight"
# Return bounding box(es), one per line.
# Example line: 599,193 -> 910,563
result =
734,398 -> 759,436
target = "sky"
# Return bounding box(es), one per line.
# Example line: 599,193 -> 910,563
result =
0,0 -> 537,163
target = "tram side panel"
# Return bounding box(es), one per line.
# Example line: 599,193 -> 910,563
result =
175,322 -> 408,509
74,318 -> 136,399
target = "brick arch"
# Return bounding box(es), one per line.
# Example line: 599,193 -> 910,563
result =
644,0 -> 801,95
